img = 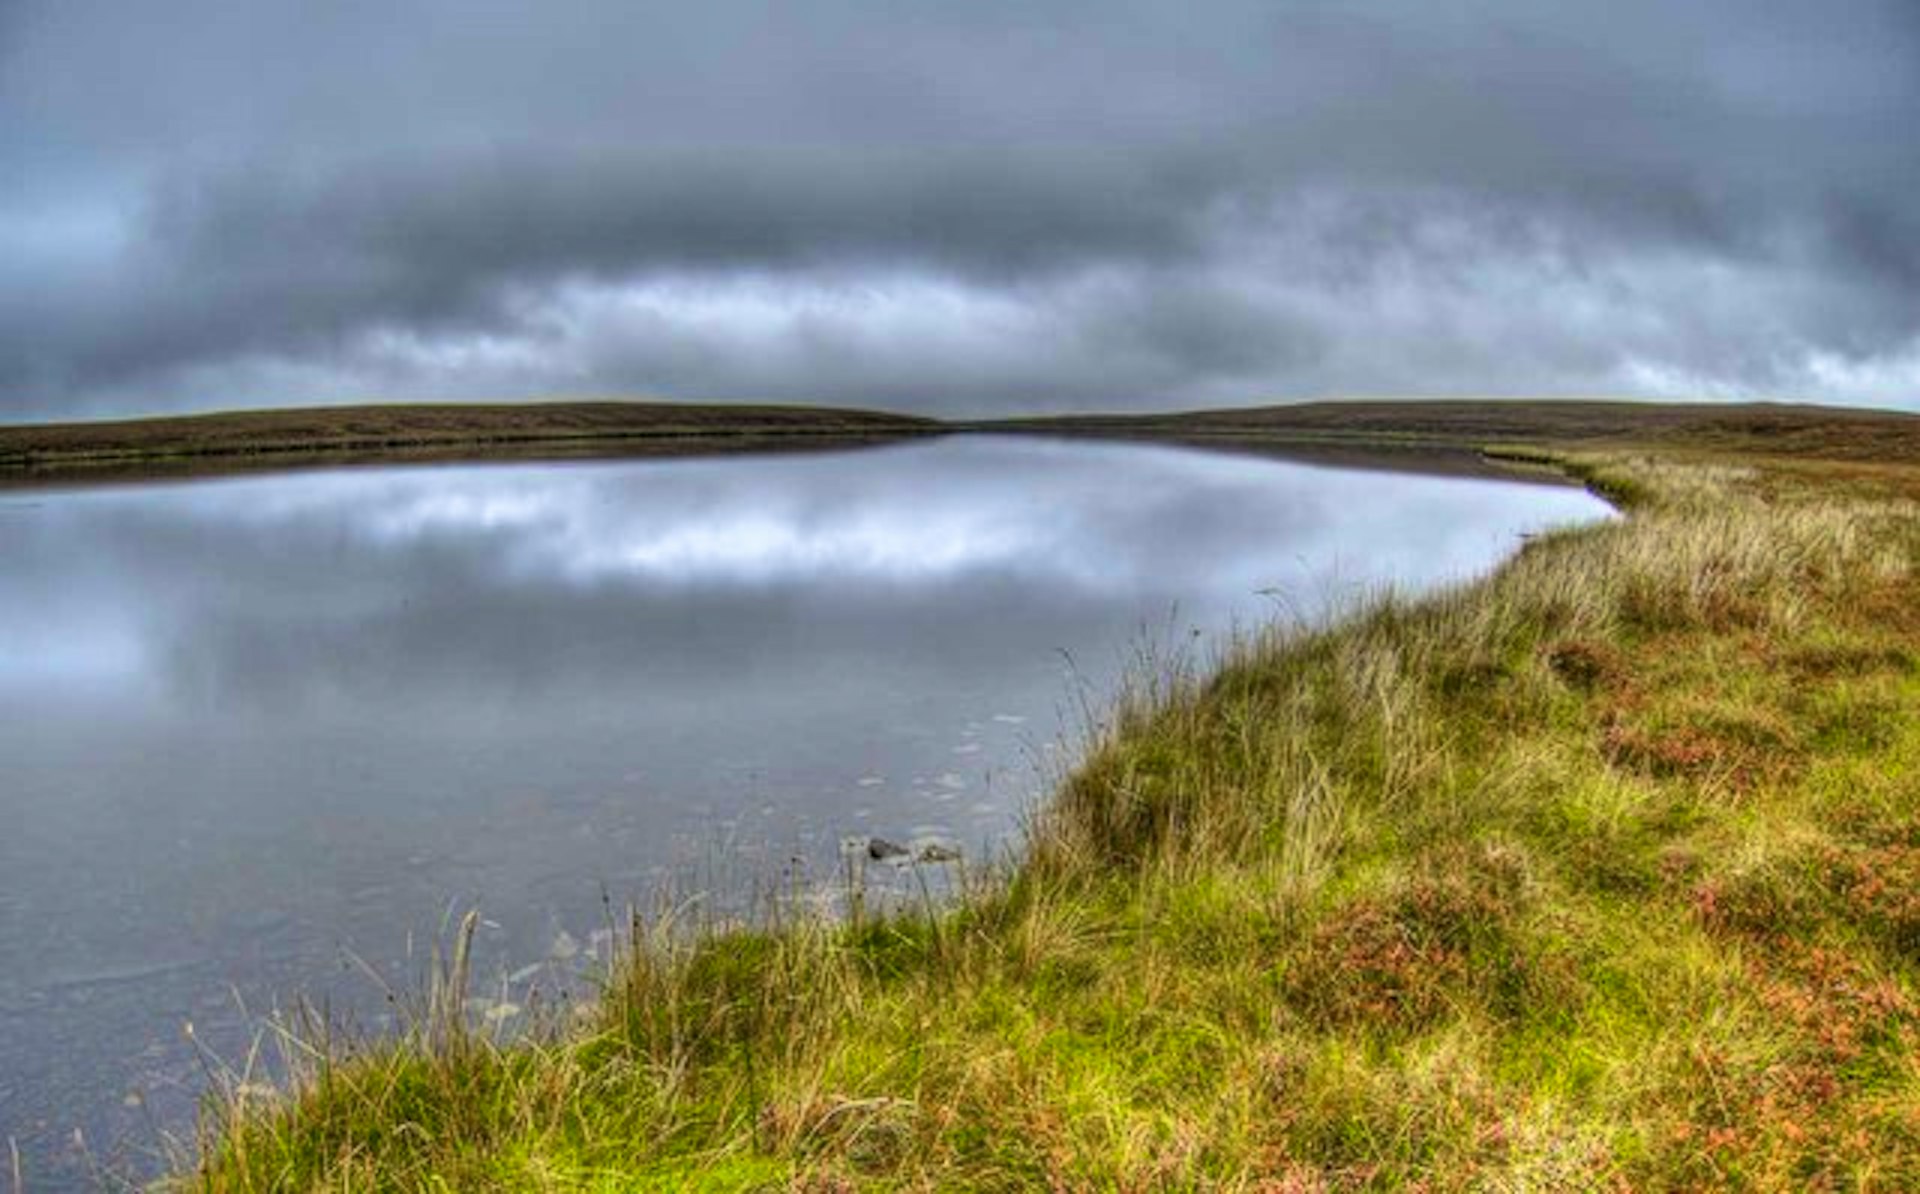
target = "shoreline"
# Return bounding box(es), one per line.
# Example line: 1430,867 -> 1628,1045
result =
17,397 -> 1916,1187
5,397 -> 1917,490
0,401 -> 943,488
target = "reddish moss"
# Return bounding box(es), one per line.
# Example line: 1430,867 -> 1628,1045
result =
1281,845 -> 1564,1032
1546,639 -> 1628,693
1816,843 -> 1920,955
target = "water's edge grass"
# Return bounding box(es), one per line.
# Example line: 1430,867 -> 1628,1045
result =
171,425 -> 1920,1190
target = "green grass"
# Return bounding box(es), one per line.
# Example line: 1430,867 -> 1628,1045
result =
181,433 -> 1920,1191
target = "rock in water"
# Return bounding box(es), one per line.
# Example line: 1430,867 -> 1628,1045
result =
866,837 -> 910,861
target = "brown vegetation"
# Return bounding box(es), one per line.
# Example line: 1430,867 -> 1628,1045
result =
0,401 -> 938,486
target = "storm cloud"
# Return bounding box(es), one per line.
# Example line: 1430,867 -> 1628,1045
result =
3,0 -> 1917,419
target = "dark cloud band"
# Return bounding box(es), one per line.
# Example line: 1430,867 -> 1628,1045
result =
3,0 -> 1916,417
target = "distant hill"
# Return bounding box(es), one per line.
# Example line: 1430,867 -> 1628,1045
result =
978,399 -> 1920,461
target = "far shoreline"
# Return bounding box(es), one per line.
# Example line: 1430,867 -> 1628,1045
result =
2,396 -> 1915,489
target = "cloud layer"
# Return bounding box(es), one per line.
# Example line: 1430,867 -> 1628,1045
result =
4,0 -> 1917,419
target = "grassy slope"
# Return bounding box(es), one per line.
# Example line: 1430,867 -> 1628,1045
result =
186,410 -> 1920,1191
976,399 -> 1920,462
0,401 -> 938,484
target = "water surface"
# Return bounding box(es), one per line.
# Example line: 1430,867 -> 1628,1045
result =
0,436 -> 1606,1181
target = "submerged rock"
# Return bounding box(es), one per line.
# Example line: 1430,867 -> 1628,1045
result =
843,834 -> 959,865
483,1002 -> 523,1024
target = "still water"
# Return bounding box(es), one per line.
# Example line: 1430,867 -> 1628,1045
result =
0,435 -> 1606,1181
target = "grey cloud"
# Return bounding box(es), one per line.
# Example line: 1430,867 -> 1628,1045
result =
3,0 -> 1917,417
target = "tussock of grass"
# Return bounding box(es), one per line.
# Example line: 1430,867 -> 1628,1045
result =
185,445 -> 1920,1190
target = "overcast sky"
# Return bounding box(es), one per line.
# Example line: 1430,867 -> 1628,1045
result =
3,1 -> 1917,421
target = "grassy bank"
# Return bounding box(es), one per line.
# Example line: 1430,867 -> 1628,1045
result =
186,424 -> 1920,1189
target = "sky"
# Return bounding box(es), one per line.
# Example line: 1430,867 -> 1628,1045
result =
3,0 -> 1918,421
